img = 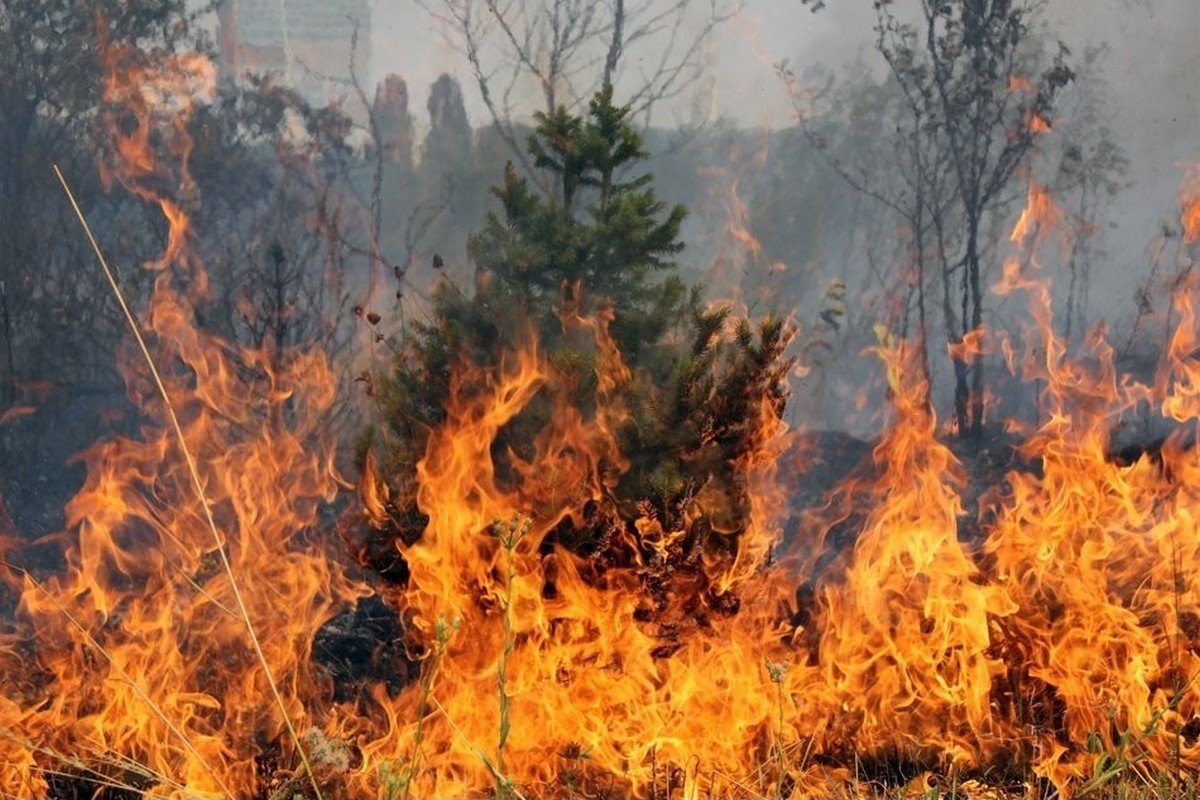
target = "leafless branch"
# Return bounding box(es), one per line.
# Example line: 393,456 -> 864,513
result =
418,0 -> 737,163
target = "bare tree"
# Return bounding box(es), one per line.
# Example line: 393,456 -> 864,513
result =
793,0 -> 1075,436
306,23 -> 457,329
881,0 -> 1074,437
419,0 -> 739,183
781,59 -> 958,394
180,72 -> 371,445
0,1 -> 203,399
1043,45 -> 1127,344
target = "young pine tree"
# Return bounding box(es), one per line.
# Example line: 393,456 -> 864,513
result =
364,87 -> 792,625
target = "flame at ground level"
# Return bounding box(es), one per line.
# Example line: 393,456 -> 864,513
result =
5,276 -> 1200,797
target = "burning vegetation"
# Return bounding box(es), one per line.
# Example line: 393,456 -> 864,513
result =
4,2 -> 1200,800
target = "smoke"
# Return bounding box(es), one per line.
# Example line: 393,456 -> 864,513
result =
371,0 -> 1198,278
1035,0 -> 1200,323
355,0 -> 1199,430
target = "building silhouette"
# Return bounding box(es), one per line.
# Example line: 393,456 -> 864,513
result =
216,0 -> 371,109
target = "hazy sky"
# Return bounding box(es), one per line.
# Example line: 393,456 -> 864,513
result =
1041,0 -> 1200,300
366,0 -> 1200,286
368,0 -> 877,128
368,1 -> 1198,134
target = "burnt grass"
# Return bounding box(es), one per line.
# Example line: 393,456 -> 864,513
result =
2,392 -> 1195,798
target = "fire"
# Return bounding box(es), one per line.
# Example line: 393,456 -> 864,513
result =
0,36 -> 367,799
342,175 -> 1200,798
699,138 -> 787,309
1180,162 -> 1200,244
982,180 -> 1200,790
340,179 -> 1200,797
1008,75 -> 1033,93
1010,182 -> 1063,248
814,335 -> 1013,767
5,31 -> 1200,800
350,308 -> 797,798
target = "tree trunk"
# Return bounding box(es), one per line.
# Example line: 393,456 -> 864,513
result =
0,279 -> 13,404
967,220 -> 984,439
0,181 -> 25,404
952,345 -> 970,435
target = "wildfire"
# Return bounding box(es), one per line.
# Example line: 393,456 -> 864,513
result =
1010,182 -> 1063,249
0,37 -> 367,799
1028,113 -> 1052,135
5,33 -> 1200,800
1180,163 -> 1200,245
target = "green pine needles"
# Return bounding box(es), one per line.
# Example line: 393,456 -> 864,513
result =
365,86 -> 794,623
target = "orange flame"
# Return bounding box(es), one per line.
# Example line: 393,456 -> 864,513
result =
1008,75 -> 1033,93
1010,181 -> 1063,248
0,33 -> 368,799
1179,162 -> 1200,244
814,338 -> 1016,768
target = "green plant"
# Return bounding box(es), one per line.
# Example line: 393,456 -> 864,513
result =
379,615 -> 460,800
494,514 -> 532,798
1078,707 -> 1166,798
765,659 -> 789,800
367,85 -> 794,633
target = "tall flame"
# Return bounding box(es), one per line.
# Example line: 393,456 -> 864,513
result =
1180,162 -> 1200,245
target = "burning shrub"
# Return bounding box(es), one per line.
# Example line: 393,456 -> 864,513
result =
361,87 -> 795,636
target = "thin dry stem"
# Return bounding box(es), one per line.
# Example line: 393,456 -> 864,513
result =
430,696 -> 529,800
0,725 -> 182,796
16,569 -> 231,796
